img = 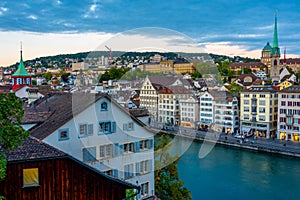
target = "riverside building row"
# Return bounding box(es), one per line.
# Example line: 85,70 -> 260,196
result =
139,75 -> 300,142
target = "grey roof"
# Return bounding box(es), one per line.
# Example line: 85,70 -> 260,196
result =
29,92 -> 153,140
0,136 -> 66,162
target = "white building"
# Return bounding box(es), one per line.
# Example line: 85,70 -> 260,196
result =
29,93 -> 155,199
277,85 -> 300,142
210,90 -> 239,134
179,96 -> 199,129
140,75 -> 193,126
199,91 -> 214,130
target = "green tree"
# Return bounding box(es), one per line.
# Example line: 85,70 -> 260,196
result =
226,82 -> 243,95
42,72 -> 53,81
155,134 -> 192,200
0,93 -> 29,198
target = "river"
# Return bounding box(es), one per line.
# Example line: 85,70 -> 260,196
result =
170,136 -> 300,200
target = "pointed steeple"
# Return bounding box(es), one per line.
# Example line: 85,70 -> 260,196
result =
284,48 -> 286,63
273,12 -> 279,48
12,43 -> 31,76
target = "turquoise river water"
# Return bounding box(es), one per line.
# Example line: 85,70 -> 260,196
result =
169,137 -> 300,200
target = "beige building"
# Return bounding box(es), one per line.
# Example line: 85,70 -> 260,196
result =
139,76 -> 193,126
137,60 -> 196,75
72,62 -> 89,71
180,96 -> 199,128
240,86 -> 278,138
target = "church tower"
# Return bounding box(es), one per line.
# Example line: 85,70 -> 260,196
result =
270,13 -> 281,83
11,44 -> 32,90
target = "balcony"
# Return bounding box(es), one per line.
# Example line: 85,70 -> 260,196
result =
251,111 -> 257,115
251,118 -> 257,122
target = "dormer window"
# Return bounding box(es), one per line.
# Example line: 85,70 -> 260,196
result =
101,102 -> 108,111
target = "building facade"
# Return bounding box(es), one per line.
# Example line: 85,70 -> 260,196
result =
277,86 -> 300,142
199,91 -> 214,130
179,96 -> 199,128
240,86 -> 278,138
30,93 -> 155,199
210,90 -> 239,134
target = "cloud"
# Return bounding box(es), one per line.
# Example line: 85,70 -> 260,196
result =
254,25 -> 273,30
199,42 -> 262,58
27,15 -> 38,20
0,31 -> 113,66
90,4 -> 97,12
0,7 -> 8,15
56,0 -> 62,5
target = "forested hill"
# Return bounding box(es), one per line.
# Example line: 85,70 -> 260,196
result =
8,51 -> 260,69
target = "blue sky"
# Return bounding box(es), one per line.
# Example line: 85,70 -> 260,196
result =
1,0 -> 300,66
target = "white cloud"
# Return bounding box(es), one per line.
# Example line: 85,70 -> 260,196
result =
27,15 -> 38,20
0,31 -> 113,66
200,42 -> 261,58
56,0 -> 62,5
0,7 -> 8,15
90,4 -> 97,12
1,29 -> 299,67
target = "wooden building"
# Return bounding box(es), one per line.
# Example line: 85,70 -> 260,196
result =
0,137 -> 139,200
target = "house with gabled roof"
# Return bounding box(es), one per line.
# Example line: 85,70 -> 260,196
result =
0,136 -> 139,200
26,92 -> 155,199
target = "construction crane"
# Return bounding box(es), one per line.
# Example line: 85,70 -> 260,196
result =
105,45 -> 112,65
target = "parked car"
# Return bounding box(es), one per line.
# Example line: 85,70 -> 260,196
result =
234,133 -> 244,139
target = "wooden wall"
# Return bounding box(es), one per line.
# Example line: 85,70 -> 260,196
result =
0,158 -> 130,200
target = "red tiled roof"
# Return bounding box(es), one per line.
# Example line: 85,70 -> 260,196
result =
230,62 -> 266,69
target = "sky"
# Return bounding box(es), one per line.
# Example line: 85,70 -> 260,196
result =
1,0 -> 300,66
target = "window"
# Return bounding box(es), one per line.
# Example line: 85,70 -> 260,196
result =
79,124 -> 93,137
140,140 -> 150,151
259,108 -> 265,113
83,147 -> 96,162
99,121 -> 116,134
141,182 -> 149,197
259,100 -> 265,105
259,115 -> 266,121
23,168 -> 39,187
244,94 -> 250,98
244,114 -> 249,120
140,160 -> 151,174
88,124 -> 93,136
281,101 -> 286,106
101,102 -> 108,111
124,142 -> 134,153
79,124 -> 87,137
124,164 -> 134,179
123,122 -> 134,131
58,128 -> 69,141
244,107 -> 250,112
99,144 -> 113,159
244,100 -> 249,105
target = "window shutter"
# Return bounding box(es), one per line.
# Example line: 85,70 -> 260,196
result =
134,141 -> 140,152
123,123 -> 128,131
135,162 -> 140,176
111,122 -> 116,133
149,139 -> 154,149
113,143 -> 119,157
112,169 -> 118,178
119,144 -> 124,155
148,159 -> 152,173
83,147 -> 96,162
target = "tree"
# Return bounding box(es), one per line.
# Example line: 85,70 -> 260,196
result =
155,134 -> 192,200
42,72 -> 53,81
226,82 -> 243,95
0,93 -> 29,198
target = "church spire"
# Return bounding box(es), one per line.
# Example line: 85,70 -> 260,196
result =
273,12 -> 279,48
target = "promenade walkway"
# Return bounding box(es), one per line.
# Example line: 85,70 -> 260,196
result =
154,126 -> 300,157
